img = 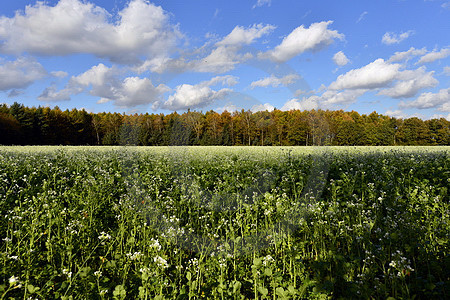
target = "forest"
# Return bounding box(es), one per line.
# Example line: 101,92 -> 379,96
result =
0,102 -> 449,146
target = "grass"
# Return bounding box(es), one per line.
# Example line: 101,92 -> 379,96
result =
0,146 -> 449,299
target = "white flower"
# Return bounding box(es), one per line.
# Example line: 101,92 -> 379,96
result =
149,238 -> 161,251
62,269 -> 72,278
98,232 -> 112,240
262,255 -> 274,266
9,275 -> 19,286
126,252 -> 142,260
154,255 -> 169,269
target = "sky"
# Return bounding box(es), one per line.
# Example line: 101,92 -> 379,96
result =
0,0 -> 449,120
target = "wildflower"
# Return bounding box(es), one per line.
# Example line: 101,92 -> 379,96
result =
9,275 -> 19,286
149,238 -> 161,251
262,255 -> 274,266
94,271 -> 102,277
62,269 -> 72,278
154,255 -> 169,269
98,232 -> 111,240
126,252 -> 142,260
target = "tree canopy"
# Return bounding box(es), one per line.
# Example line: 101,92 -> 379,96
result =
0,102 -> 448,146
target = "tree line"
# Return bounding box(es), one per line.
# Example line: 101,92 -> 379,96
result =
0,102 -> 449,146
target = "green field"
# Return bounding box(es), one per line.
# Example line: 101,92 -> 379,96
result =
1,146 -> 449,299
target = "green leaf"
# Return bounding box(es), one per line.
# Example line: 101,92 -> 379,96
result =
27,284 -> 40,294
258,286 -> 268,297
253,257 -> 263,268
264,268 -> 272,276
113,285 -> 126,300
233,281 -> 242,293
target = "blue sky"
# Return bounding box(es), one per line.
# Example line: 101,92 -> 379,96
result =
0,0 -> 449,119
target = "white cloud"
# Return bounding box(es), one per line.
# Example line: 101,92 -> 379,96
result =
385,110 -> 408,119
329,59 -> 438,99
149,24 -> 273,74
107,77 -> 170,107
356,11 -> 368,23
418,47 -> 450,64
250,74 -> 300,88
442,2 -> 450,9
217,24 -> 275,47
262,21 -> 344,63
162,76 -> 236,110
251,103 -> 275,112
50,71 -> 69,78
399,88 -> 450,110
0,0 -> 181,65
320,89 -> 367,106
39,63 -> 169,107
444,66 -> 450,75
204,75 -> 239,87
439,102 -> 450,112
382,31 -> 414,45
193,46 -> 250,73
378,67 -> 438,98
388,47 -> 427,62
281,98 -> 319,111
38,85 -> 72,102
253,0 -> 272,9
332,51 -> 350,66
329,59 -> 401,90
0,57 -> 47,91
164,85 -> 231,111
8,89 -> 25,98
216,103 -> 240,113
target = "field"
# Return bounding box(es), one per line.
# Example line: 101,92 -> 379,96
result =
0,146 -> 449,299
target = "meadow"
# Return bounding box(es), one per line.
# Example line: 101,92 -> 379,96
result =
0,146 -> 448,299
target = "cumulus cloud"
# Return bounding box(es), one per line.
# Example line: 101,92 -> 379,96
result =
399,88 -> 450,110
0,0 -> 181,65
329,58 -> 439,99
320,89 -> 367,106
251,103 -> 275,112
38,85 -> 73,102
217,24 -> 275,47
261,21 -> 344,63
388,47 -> 427,62
162,76 -> 236,110
382,31 -> 414,45
378,67 -> 438,98
418,47 -> 450,64
150,24 -> 273,74
216,103 -> 240,113
281,97 -> 319,111
253,0 -> 272,9
8,89 -> 25,98
250,74 -> 300,88
39,63 -> 169,107
439,102 -> 450,112
50,71 -> 69,78
329,59 -> 401,90
0,57 -> 47,91
385,109 -> 408,119
332,51 -> 350,66
283,89 -> 366,111
444,66 -> 450,75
